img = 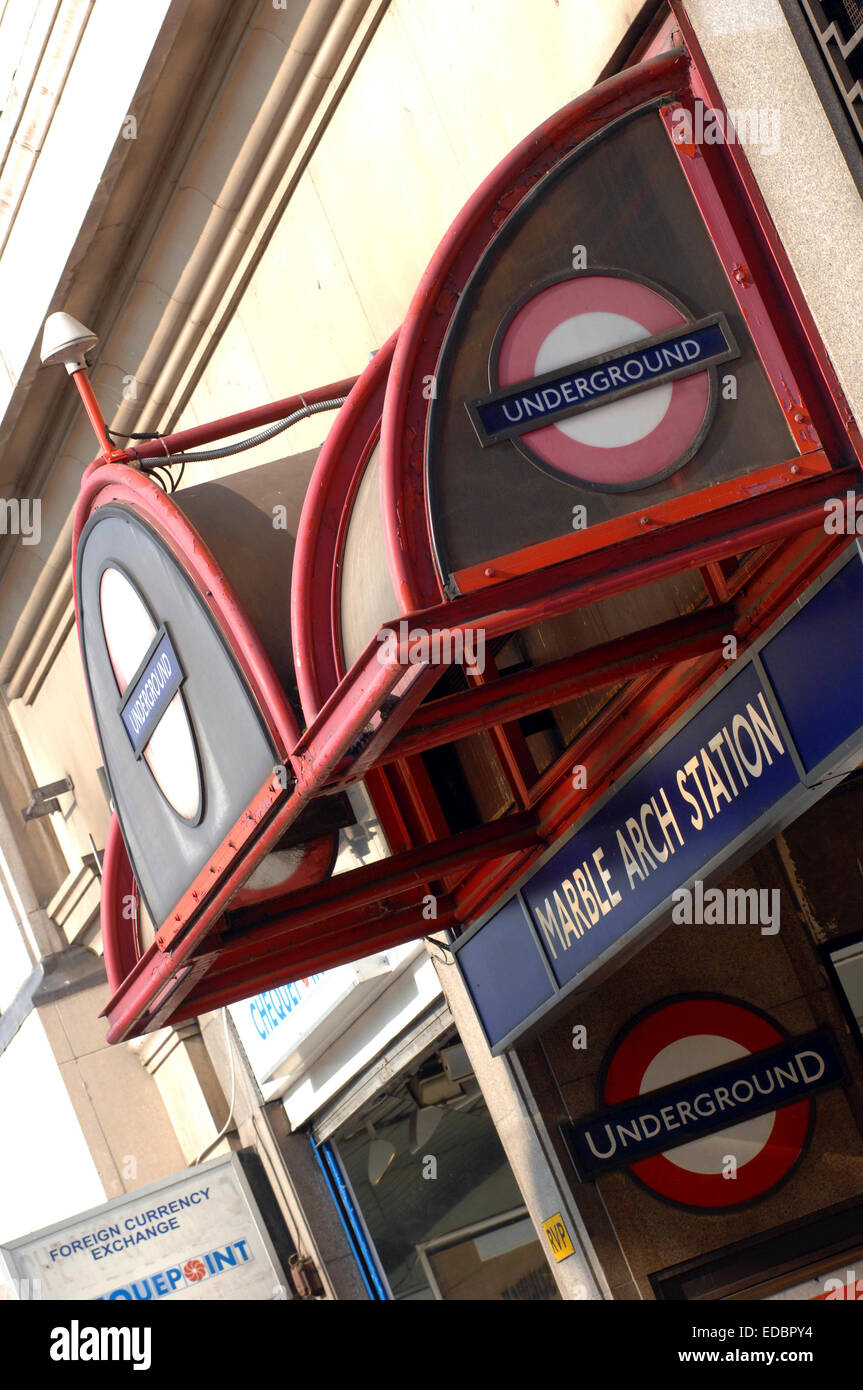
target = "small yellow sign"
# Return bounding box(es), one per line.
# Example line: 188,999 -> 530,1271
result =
542,1212 -> 574,1263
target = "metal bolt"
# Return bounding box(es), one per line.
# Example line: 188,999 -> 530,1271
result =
484,566 -> 495,578
789,464 -> 799,474
640,516 -> 650,527
793,411 -> 806,423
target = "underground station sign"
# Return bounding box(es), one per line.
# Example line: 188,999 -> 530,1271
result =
466,275 -> 738,489
118,627 -> 184,758
454,546 -> 863,1051
560,997 -> 844,1209
409,77 -> 824,601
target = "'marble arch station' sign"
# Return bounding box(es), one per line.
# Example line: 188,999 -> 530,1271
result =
54,19 -> 863,1042
455,549 -> 863,1050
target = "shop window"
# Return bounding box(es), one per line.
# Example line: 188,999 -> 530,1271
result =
417,1210 -> 559,1301
326,1042 -> 559,1300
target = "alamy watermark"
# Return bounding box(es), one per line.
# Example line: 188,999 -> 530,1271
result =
671,103 -> 781,157
672,879 -> 780,936
824,491 -> 863,534
0,498 -> 40,545
377,620 -> 486,676
50,1321 -> 151,1371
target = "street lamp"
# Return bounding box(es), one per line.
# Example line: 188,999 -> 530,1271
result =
39,310 -> 124,462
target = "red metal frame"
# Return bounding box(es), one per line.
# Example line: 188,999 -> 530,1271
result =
70,370 -> 128,464
95,457 -> 851,1041
373,606 -> 734,766
380,20 -> 863,615
287,328 -> 484,912
79,25 -> 863,1043
101,813 -> 138,992
291,335 -> 397,722
452,454 -> 829,592
660,2 -> 863,466
125,377 -> 359,464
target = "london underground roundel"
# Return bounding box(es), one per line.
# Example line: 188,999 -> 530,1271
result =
389,86 -> 806,605
599,997 -> 814,1209
99,565 -> 202,823
470,271 -> 735,490
76,501 -> 284,932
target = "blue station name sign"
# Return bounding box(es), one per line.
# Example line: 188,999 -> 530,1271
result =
118,627 -> 184,758
561,1028 -> 844,1180
455,547 -> 863,1050
467,314 -> 738,446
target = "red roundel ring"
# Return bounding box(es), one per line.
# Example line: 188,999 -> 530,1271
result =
601,996 -> 812,1209
491,270 -> 714,490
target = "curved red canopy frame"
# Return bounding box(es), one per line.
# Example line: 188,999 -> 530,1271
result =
380,48 -> 691,613
68,20 -> 862,1044
291,329 -> 398,724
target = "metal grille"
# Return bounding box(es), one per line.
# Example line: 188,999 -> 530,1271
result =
832,0 -> 863,40
801,2 -> 863,149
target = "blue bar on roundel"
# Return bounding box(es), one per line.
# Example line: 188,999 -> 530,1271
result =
475,320 -> 731,440
118,628 -> 184,758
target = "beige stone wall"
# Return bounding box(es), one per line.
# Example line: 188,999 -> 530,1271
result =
11,629 -> 108,877
0,1010 -> 105,1242
684,0 -> 863,425
38,983 -> 189,1202
175,0 -> 644,459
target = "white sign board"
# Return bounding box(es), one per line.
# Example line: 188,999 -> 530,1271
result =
229,951 -> 403,1089
0,1155 -> 287,1302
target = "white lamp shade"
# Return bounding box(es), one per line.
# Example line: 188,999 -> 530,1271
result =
40,311 -> 98,369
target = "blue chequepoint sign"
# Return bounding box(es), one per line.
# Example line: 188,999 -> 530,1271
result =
467,315 -> 737,446
455,547 -> 863,1050
118,628 -> 184,757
